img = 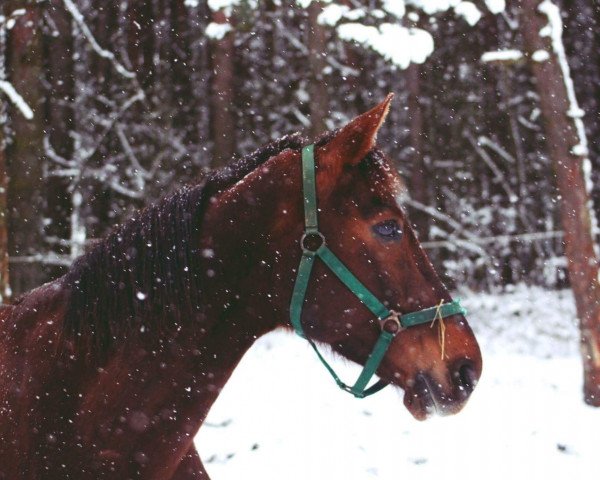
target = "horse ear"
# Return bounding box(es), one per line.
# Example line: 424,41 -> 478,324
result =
317,93 -> 393,192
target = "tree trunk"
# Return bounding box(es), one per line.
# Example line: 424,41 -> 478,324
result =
307,1 -> 328,139
0,5 -> 11,302
86,0 -> 117,241
406,62 -> 429,239
517,0 -> 600,405
562,0 -> 600,223
43,0 -> 74,278
6,0 -> 46,295
127,0 -> 155,91
171,0 -> 197,145
209,9 -> 236,168
0,123 -> 9,303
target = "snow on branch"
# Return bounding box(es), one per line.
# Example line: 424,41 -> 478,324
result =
481,49 -> 523,64
75,90 -> 145,166
454,2 -> 481,26
318,4 -> 350,26
44,136 -> 75,167
0,8 -> 26,30
405,198 -> 489,257
337,23 -> 434,69
205,22 -> 232,40
422,229 -> 566,249
306,0 -> 508,69
208,0 -> 254,16
9,253 -> 73,267
62,0 -> 135,79
465,131 -> 518,203
477,135 -> 516,164
538,0 -> 588,158
0,80 -> 33,119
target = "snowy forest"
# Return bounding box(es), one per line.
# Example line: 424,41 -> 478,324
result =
1,0 -> 600,478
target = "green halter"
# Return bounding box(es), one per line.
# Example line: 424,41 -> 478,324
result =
289,144 -> 466,398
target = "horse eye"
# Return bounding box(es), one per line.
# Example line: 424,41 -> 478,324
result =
373,220 -> 402,239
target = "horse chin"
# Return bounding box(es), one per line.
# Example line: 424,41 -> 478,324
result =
403,392 -> 435,421
402,373 -> 468,421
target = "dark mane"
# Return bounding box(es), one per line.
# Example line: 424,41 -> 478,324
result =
63,133 -> 306,352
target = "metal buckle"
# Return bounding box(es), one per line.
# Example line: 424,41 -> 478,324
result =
300,231 -> 326,252
381,310 -> 402,335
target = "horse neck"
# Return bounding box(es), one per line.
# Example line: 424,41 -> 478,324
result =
126,149 -> 303,420
199,148 -> 303,334
80,150 -> 299,389
77,150 -> 307,470
70,280 -> 269,476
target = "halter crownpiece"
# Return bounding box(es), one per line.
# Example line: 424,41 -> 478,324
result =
289,144 -> 466,398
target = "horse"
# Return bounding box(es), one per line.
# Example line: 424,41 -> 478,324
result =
0,95 -> 482,479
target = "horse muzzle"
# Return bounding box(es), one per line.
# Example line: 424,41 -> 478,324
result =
403,360 -> 480,420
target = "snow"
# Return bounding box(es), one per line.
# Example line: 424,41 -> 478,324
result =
381,0 -> 406,19
3,285 -> 11,301
573,144 -> 588,157
317,4 -> 349,26
407,11 -> 420,22
70,191 -> 86,259
454,2 -> 482,26
407,0 -> 461,15
343,9 -> 367,21
0,80 -> 33,119
532,49 -> 550,62
208,0 -> 241,11
484,0 -> 506,14
481,49 -> 523,63
567,106 -> 585,119
206,22 -> 232,40
337,23 -> 434,69
294,0 -> 333,8
196,285 -> 598,479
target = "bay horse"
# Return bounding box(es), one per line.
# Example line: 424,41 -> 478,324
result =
0,95 -> 482,479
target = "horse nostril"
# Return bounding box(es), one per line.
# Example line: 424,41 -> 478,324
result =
454,361 -> 478,394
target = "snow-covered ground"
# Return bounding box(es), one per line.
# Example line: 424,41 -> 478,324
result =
195,285 -> 598,479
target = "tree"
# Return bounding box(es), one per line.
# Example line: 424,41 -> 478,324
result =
517,0 -> 600,405
405,62 -> 429,238
43,0 -> 75,276
6,0 -> 46,295
209,6 -> 236,167
0,5 -> 10,302
307,1 -> 329,138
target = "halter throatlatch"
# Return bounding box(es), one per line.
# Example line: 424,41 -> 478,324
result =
289,144 -> 466,398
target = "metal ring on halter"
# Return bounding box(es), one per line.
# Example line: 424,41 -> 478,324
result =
300,231 -> 326,252
381,310 -> 402,335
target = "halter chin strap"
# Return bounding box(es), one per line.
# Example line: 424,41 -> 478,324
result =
289,144 -> 467,398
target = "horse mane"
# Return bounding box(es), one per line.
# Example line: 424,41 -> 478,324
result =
63,133 -> 308,352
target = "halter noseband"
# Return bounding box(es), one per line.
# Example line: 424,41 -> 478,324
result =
289,144 -> 466,398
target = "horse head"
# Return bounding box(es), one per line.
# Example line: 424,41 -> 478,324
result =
257,95 -> 482,419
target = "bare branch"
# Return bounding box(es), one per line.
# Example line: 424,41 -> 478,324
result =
62,0 -> 136,79
465,130 -> 518,202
